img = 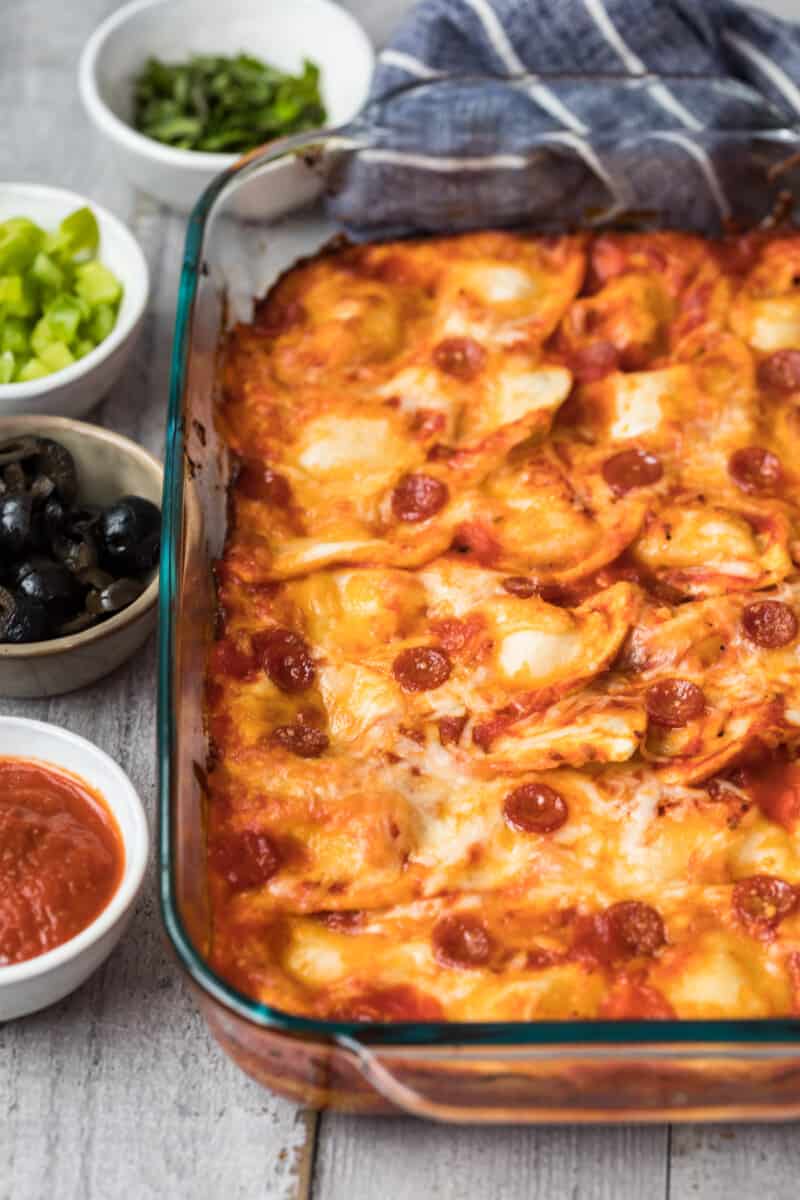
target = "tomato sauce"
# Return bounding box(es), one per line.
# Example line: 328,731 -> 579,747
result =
0,759 -> 124,966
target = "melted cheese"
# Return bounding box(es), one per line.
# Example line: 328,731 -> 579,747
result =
209,229 -> 800,1025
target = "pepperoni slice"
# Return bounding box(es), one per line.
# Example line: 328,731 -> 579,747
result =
328,985 -> 444,1023
607,901 -> 666,957
503,782 -> 569,834
568,340 -> 619,382
733,875 -> 798,930
210,830 -> 280,890
645,678 -> 705,727
758,349 -> 800,392
271,723 -> 329,758
438,714 -> 468,747
253,627 -> 316,693
728,446 -> 783,494
741,600 -> 798,649
237,461 -> 293,506
602,448 -> 663,496
392,646 -> 452,692
432,914 -> 493,969
391,473 -> 449,523
432,336 -> 487,380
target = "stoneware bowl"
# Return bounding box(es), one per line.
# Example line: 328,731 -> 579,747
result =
78,0 -> 375,213
0,415 -> 162,698
0,716 -> 149,1020
0,183 -> 149,419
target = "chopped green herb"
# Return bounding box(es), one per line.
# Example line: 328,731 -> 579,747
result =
132,53 -> 327,154
0,206 -> 123,384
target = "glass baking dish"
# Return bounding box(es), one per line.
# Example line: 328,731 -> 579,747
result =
160,76 -> 800,1120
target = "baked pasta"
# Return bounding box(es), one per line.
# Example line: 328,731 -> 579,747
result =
207,229 -> 800,1022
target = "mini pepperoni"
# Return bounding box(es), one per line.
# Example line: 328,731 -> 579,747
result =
391,473 -> 449,523
271,723 -> 329,758
568,340 -> 619,382
602,448 -> 663,496
432,336 -> 487,380
392,646 -> 451,692
758,349 -> 800,392
503,783 -> 568,834
432,913 -> 493,969
253,627 -> 316,693
645,678 -> 705,727
237,461 -> 293,506
438,714 -> 468,747
211,830 -> 280,890
733,875 -> 798,930
741,600 -> 798,649
728,446 -> 783,494
607,901 -> 666,957
502,576 -> 539,598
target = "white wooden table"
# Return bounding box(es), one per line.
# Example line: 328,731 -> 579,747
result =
2,2 -> 800,1197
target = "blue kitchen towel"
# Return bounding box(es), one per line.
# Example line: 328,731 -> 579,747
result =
328,0 -> 800,237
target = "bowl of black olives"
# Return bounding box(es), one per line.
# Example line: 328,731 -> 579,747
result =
0,416 -> 162,697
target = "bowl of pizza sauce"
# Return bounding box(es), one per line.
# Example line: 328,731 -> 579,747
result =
0,716 -> 148,1020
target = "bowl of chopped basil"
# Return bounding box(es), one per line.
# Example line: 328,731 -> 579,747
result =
78,0 -> 375,213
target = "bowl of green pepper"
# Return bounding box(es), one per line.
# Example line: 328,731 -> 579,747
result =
0,184 -> 149,418
78,0 -> 374,213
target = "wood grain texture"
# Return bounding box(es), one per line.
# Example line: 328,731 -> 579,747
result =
3,2 -> 800,1199
313,1118 -> 669,1200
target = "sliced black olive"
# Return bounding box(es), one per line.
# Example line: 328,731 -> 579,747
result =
86,578 -> 145,616
17,563 -> 84,624
100,496 -> 161,574
0,493 -> 32,555
0,436 -> 40,467
34,438 -> 78,505
0,587 -> 50,644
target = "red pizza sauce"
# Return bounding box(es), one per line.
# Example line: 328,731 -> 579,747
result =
0,758 -> 124,966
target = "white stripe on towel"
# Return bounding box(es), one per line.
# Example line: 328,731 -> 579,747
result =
360,149 -> 530,170
378,50 -> 446,80
463,0 -> 590,134
723,30 -> 800,116
649,131 -> 732,220
582,0 -> 703,131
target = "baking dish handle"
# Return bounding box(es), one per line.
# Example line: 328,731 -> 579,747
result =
337,1035 -> 800,1123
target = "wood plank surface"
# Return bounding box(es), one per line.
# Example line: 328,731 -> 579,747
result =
2,3 -> 800,1199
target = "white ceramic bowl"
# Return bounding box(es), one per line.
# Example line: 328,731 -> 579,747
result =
78,0 -> 375,213
0,184 -> 148,419
0,717 -> 149,1021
